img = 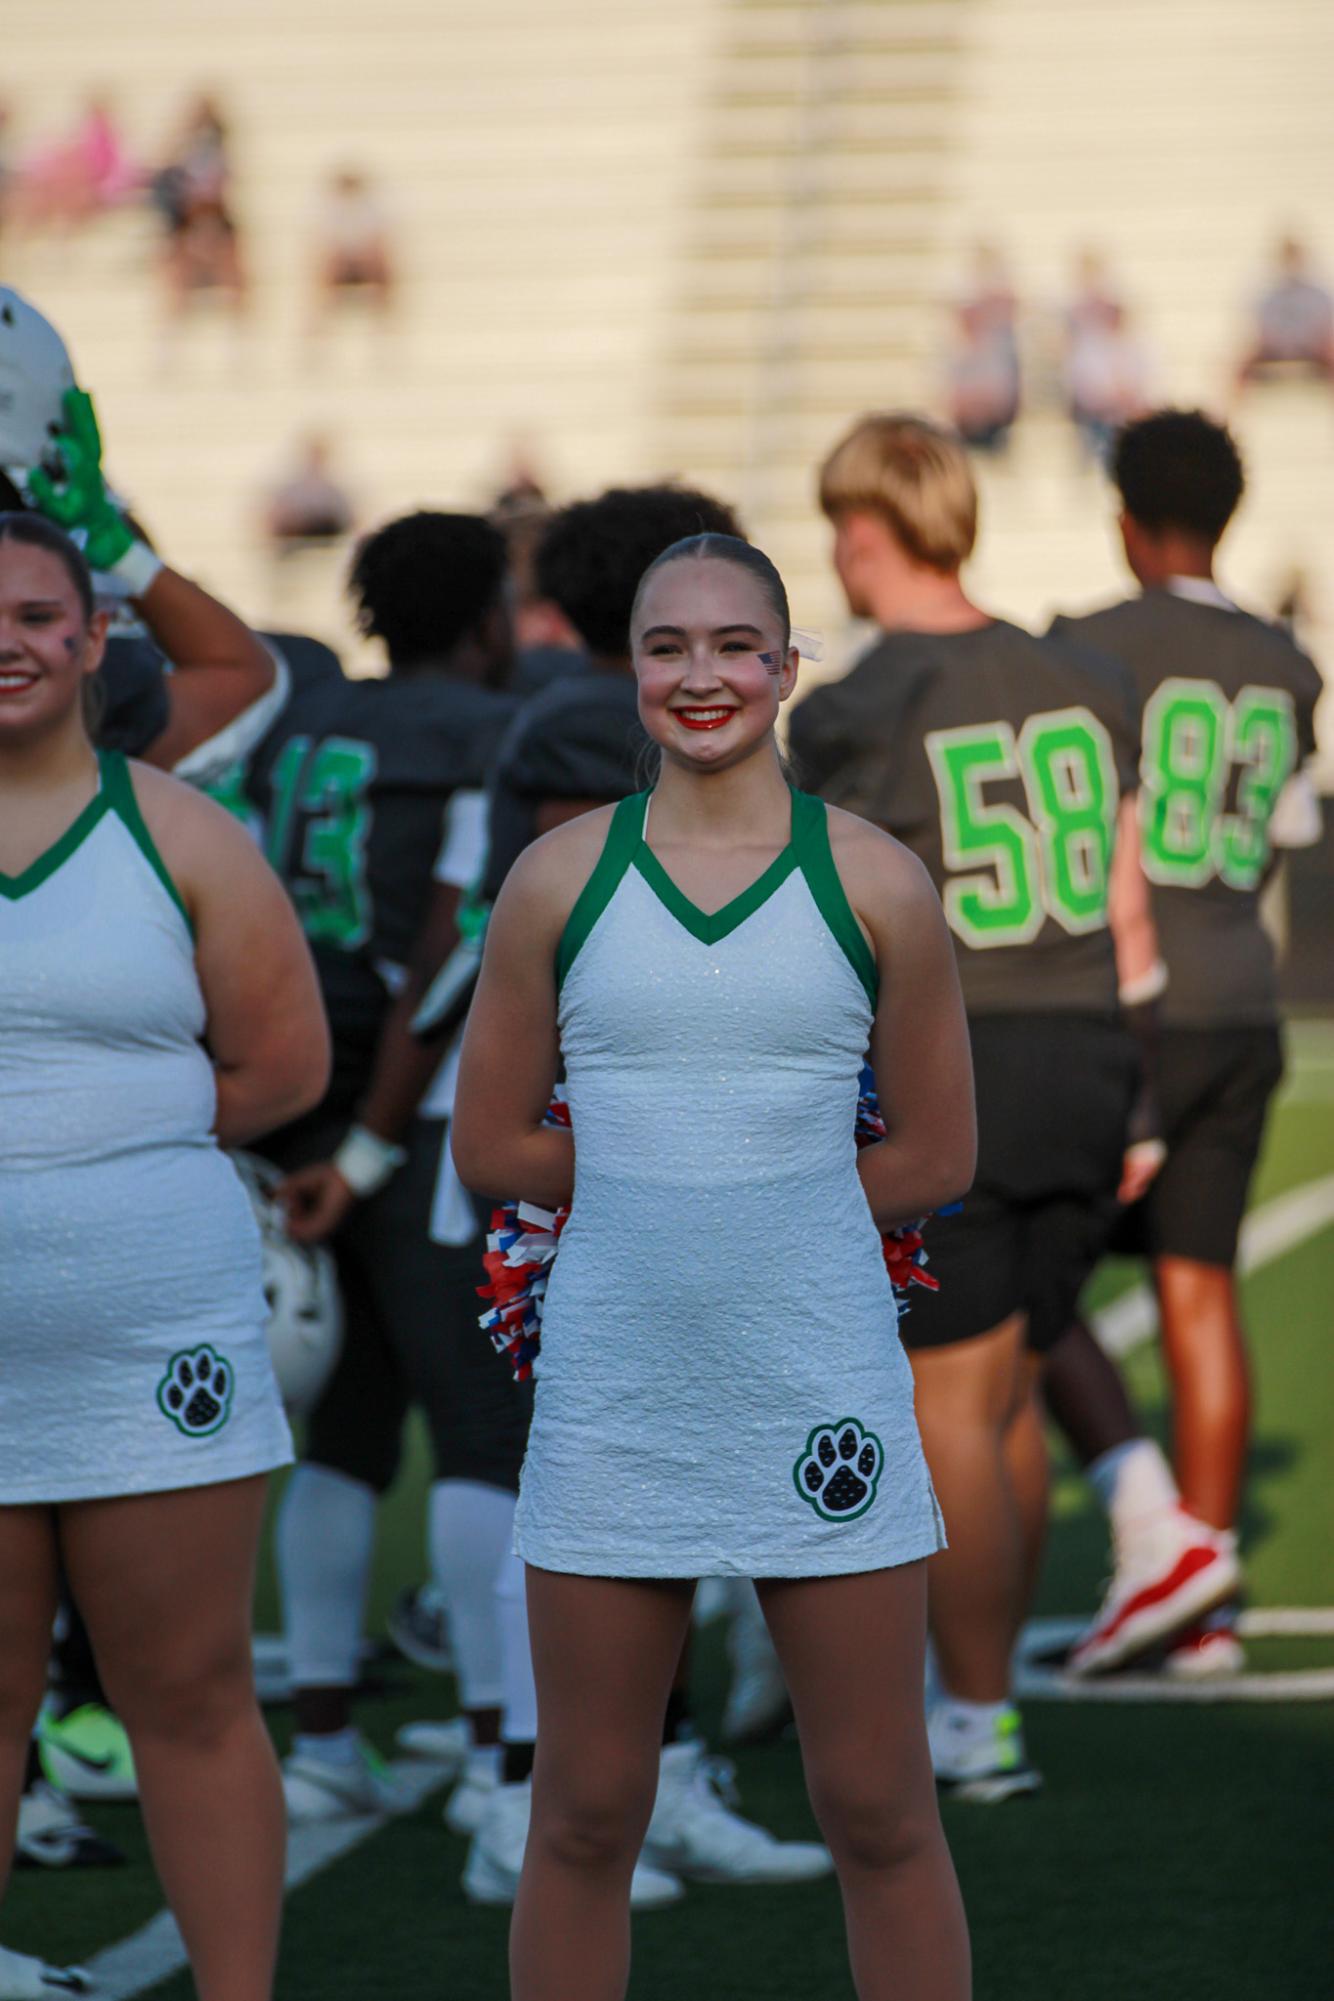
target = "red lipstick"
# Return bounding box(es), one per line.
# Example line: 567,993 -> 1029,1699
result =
673,707 -> 737,732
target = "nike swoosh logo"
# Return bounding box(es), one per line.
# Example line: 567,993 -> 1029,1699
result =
42,1738 -> 117,1774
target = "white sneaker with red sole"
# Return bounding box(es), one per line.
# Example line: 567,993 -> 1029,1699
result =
1162,1611 -> 1246,1679
1068,1512 -> 1240,1677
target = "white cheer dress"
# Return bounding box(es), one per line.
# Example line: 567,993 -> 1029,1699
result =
514,788 -> 945,1578
0,751 -> 292,1503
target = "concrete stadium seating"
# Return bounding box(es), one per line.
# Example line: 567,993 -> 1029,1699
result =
1,0 -> 1329,765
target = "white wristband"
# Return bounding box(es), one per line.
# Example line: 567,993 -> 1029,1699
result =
334,1123 -> 408,1198
111,539 -> 166,599
1119,960 -> 1168,1007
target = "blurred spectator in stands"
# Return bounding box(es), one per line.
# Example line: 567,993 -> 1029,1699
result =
490,437 -> 549,516
0,102 -> 12,234
152,94 -> 246,322
263,434 -> 357,557
1237,235 -> 1334,385
1274,565 -> 1315,643
946,243 -> 1020,452
1066,302 -> 1151,463
490,492 -> 583,691
308,168 -> 396,336
11,93 -> 139,231
958,241 -> 1020,346
1065,247 -> 1123,345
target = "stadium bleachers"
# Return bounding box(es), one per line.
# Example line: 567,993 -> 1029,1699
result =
1,0 -> 727,646
949,0 -> 1334,715
1,0 -> 1330,760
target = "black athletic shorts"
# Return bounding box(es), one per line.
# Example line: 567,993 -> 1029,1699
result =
1108,1025 -> 1284,1269
262,1114 -> 532,1494
903,1014 -> 1136,1356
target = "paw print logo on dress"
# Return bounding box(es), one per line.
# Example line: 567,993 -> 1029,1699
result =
794,1418 -> 883,1523
156,1345 -> 235,1437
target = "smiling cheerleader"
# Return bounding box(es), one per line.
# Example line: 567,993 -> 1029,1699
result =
452,533 -> 975,2000
0,513 -> 329,2000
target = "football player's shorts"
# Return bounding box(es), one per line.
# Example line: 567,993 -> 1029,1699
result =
264,1113 -> 531,1493
1109,1025 -> 1284,1270
903,1015 -> 1136,1355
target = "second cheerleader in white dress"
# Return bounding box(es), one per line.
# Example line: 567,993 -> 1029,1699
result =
0,512 -> 329,2000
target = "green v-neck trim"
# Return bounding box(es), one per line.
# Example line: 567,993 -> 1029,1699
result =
633,822 -> 799,945
554,787 -> 879,1008
99,749 -> 194,937
790,789 -> 879,1008
0,752 -> 194,937
0,768 -> 111,900
556,793 -> 645,992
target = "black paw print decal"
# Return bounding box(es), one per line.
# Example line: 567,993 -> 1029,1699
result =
156,1345 -> 234,1437
794,1419 -> 883,1523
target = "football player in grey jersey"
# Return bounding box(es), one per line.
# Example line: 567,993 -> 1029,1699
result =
216,513 -> 530,1827
1049,409 -> 1324,1674
793,413 -> 1231,1793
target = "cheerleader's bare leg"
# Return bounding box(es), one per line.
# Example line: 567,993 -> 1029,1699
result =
757,1561 -> 971,2000
512,1567 -> 696,2001
0,1506 -> 60,1901
61,1474 -> 283,2001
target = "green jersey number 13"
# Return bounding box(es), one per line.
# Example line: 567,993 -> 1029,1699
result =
925,707 -> 1119,950
205,734 -> 378,949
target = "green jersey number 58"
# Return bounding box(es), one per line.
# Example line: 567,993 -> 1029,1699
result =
925,708 -> 1119,950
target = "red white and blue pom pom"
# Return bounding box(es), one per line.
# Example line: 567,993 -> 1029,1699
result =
480,1079 -> 943,1382
854,1073 -> 939,1302
478,1200 -> 568,1382
477,1091 -> 571,1381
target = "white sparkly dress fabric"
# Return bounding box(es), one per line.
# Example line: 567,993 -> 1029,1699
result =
0,764 -> 292,1503
515,800 -> 945,1578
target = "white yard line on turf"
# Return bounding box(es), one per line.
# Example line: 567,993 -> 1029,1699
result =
1092,1172 -> 1334,1357
82,1760 -> 453,2000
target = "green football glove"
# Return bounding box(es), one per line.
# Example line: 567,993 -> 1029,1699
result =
25,387 -> 136,573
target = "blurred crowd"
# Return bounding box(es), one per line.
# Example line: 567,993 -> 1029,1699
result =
0,90 -> 396,337
945,235 -> 1334,462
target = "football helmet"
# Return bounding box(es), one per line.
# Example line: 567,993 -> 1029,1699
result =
231,1151 -> 343,1416
0,288 -> 76,476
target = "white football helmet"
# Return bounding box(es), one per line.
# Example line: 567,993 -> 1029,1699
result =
231,1151 -> 344,1416
0,287 -> 76,475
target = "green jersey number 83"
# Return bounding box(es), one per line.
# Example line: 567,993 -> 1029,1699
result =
925,708 -> 1119,951
1139,677 -> 1297,892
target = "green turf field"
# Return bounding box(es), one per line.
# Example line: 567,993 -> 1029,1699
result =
7,1024 -> 1333,1998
